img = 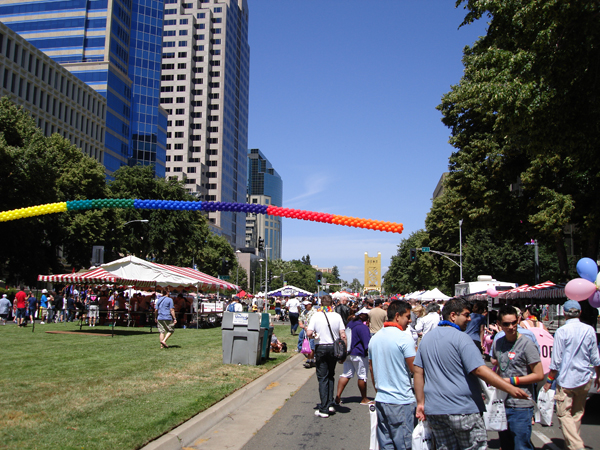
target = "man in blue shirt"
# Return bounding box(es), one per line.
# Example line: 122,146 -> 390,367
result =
39,289 -> 48,324
414,298 -> 528,450
27,292 -> 38,325
543,300 -> 600,450
368,300 -> 415,449
155,289 -> 176,348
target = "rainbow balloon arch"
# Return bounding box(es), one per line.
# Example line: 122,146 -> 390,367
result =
0,199 -> 404,234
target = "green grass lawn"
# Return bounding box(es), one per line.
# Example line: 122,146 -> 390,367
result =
0,321 -> 297,450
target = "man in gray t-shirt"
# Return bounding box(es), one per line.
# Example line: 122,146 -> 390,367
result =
491,306 -> 544,450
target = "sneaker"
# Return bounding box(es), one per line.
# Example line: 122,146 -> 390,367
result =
314,410 -> 329,418
328,406 -> 336,414
40,322 -> 45,324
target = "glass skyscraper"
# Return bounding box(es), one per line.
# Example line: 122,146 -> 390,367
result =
246,148 -> 282,260
0,0 -> 167,176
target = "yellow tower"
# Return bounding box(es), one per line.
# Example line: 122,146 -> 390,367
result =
364,252 -> 381,293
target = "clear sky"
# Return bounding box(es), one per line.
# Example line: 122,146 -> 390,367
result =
247,0 -> 488,287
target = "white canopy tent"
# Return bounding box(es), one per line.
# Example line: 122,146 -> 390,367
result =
267,285 -> 312,297
418,288 -> 451,301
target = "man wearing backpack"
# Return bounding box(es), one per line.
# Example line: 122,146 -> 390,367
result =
307,295 -> 346,418
227,297 -> 242,312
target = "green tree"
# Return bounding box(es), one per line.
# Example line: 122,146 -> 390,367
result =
438,0 -> 600,278
0,98 -> 110,283
348,278 -> 363,293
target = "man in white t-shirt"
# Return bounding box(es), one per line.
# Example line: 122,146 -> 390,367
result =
286,295 -> 301,335
307,295 -> 346,418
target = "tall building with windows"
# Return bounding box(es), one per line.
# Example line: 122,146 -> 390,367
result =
246,148 -> 282,260
160,0 -> 249,248
0,0 -> 167,176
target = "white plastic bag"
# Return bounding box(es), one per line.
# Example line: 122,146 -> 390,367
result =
369,402 -> 379,450
412,420 -> 433,450
537,388 -> 555,426
482,386 -> 508,431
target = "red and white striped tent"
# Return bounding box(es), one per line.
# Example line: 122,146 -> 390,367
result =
38,267 -> 154,287
39,255 -> 239,293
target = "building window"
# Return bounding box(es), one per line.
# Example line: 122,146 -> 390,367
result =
178,52 -> 187,58
180,19 -> 188,24
177,74 -> 186,80
175,120 -> 185,126
174,132 -> 184,138
173,167 -> 183,172
176,97 -> 185,103
178,41 -> 188,47
177,63 -> 187,69
161,74 -> 174,81
174,155 -> 183,161
176,108 -> 185,114
187,167 -> 196,173
174,143 -> 184,149
165,8 -> 176,15
177,86 -> 186,92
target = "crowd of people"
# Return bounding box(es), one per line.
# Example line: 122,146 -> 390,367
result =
0,286 -> 224,328
289,293 -> 600,450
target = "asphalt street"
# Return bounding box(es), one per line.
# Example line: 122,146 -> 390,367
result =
242,361 -> 372,450
242,356 -> 600,450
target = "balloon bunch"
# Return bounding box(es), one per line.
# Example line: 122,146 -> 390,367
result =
0,199 -> 404,235
564,257 -> 600,307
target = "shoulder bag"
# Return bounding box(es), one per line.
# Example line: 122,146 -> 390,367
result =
323,311 -> 347,363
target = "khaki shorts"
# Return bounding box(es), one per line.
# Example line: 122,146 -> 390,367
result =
157,320 -> 174,334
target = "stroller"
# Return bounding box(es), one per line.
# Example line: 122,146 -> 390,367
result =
279,306 -> 288,322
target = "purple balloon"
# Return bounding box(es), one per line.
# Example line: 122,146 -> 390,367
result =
588,290 -> 600,308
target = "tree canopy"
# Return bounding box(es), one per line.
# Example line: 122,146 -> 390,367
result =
436,0 -> 600,279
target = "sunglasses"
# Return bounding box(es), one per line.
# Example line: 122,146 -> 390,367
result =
501,320 -> 518,327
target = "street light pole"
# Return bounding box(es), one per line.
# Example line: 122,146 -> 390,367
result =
235,249 -> 241,286
459,219 -> 464,283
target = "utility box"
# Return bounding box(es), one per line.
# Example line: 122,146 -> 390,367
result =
222,312 -> 268,365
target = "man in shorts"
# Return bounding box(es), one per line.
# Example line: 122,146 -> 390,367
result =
15,287 -> 27,327
0,294 -> 11,325
88,291 -> 100,327
155,289 -> 176,348
336,307 -> 371,405
27,292 -> 38,325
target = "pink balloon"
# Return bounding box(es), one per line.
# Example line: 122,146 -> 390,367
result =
588,290 -> 600,308
487,287 -> 499,298
565,278 -> 597,301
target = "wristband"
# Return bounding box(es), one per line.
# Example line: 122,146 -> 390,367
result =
510,377 -> 519,386
546,375 -> 555,384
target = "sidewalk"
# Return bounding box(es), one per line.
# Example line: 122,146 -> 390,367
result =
141,353 -> 315,450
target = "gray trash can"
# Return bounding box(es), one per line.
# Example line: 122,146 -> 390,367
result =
222,311 -> 264,365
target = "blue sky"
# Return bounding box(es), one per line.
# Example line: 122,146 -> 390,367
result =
247,1 -> 488,287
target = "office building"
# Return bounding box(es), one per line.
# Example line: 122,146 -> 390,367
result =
246,148 -> 282,260
0,22 -> 106,162
160,0 -> 249,248
0,0 -> 167,176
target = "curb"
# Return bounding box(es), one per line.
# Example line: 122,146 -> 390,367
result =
140,353 -> 305,450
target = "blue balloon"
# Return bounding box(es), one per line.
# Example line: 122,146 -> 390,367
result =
576,257 -> 598,283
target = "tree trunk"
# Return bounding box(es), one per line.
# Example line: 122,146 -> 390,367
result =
555,237 -> 570,282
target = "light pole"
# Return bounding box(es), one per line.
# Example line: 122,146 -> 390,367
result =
459,219 -> 464,283
264,248 -> 271,299
258,259 -> 264,293
251,271 -> 255,294
235,249 -> 241,286
525,239 -> 540,283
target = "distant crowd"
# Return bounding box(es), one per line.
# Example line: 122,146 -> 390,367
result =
278,293 -> 600,450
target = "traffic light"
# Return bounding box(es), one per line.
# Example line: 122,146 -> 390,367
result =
410,248 -> 416,262
221,257 -> 228,274
258,237 -> 264,251
315,271 -> 322,285
268,270 -> 272,283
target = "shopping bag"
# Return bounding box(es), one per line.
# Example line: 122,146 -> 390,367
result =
369,402 -> 379,450
412,420 -> 433,450
537,388 -> 555,426
300,338 -> 312,355
482,386 -> 508,431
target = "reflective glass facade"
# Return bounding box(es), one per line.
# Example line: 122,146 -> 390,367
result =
246,148 -> 282,259
0,0 -> 166,176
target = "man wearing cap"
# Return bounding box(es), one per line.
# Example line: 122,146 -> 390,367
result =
369,299 -> 387,336
543,300 -> 600,450
39,289 -> 48,324
336,307 -> 371,405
